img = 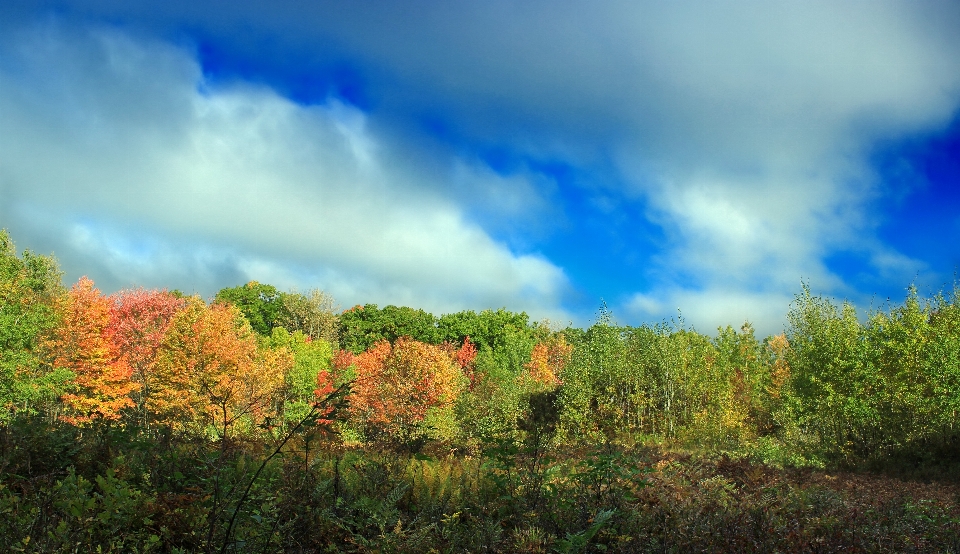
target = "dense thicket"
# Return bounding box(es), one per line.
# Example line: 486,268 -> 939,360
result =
2,228 -> 959,551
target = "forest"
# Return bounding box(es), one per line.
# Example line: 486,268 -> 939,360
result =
2,228 -> 960,552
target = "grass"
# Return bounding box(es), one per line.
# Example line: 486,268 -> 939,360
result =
2,418 -> 960,552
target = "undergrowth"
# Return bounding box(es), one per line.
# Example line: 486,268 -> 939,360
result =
2,417 -> 959,552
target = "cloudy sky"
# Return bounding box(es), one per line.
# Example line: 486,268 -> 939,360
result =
2,1 -> 959,335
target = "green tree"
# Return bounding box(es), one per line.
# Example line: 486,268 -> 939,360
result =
559,321 -> 630,442
339,304 -> 440,353
560,318 -> 727,445
264,327 -> 334,423
861,286 -> 960,462
783,285 -> 876,465
922,287 -> 960,457
0,230 -> 69,421
437,308 -> 533,352
214,281 -> 283,336
453,325 -> 538,447
711,323 -> 772,443
454,347 -> 525,445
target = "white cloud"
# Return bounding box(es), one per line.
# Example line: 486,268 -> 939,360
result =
0,23 -> 571,320
626,288 -> 796,337
232,0 -> 960,331
3,2 -> 960,333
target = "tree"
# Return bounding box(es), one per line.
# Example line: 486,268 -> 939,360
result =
339,304 -> 440,353
784,286 -> 875,464
349,337 -> 465,444
522,334 -> 572,390
712,323 -> 770,441
559,321 -> 630,442
276,288 -> 339,346
49,277 -> 138,425
106,288 -> 186,425
437,308 -> 533,352
214,281 -> 283,336
150,298 -> 290,437
0,230 -> 68,421
451,336 -> 478,389
264,327 -> 334,423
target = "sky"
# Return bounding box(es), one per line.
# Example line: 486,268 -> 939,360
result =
1,1 -> 960,336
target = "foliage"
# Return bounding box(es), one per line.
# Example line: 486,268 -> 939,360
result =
523,333 -> 573,390
214,281 -> 283,336
149,298 -> 290,437
3,419 -> 957,553
782,284 -> 960,467
48,277 -> 139,425
455,346 -> 526,446
276,287 -> 340,346
710,323 -> 776,443
6,229 -> 960,550
263,327 -> 334,423
437,308 -> 534,352
782,285 -> 874,465
452,335 -> 478,382
339,304 -> 442,353
0,230 -> 67,421
106,288 -> 186,425
349,337 -> 466,446
560,321 -> 726,443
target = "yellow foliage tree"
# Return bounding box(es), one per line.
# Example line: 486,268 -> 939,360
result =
150,298 -> 290,437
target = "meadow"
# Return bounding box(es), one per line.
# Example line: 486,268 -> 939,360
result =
3,228 -> 960,552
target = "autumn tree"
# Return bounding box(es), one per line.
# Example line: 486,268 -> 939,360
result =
522,334 -> 572,390
106,288 -> 186,426
48,277 -> 138,425
451,336 -> 478,389
349,337 -> 465,444
150,298 -> 290,437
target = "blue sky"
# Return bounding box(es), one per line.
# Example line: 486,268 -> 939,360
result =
2,1 -> 959,335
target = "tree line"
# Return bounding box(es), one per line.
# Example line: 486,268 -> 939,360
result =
3,227 -> 960,468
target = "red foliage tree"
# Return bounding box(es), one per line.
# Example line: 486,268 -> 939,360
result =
313,366 -> 337,425
447,336 -> 478,390
454,336 -> 478,369
330,349 -> 356,374
107,288 -> 186,423
348,340 -> 392,427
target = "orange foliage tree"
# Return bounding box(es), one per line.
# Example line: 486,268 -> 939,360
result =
349,337 -> 465,442
522,334 -> 573,390
149,298 -> 290,437
49,277 -> 138,425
